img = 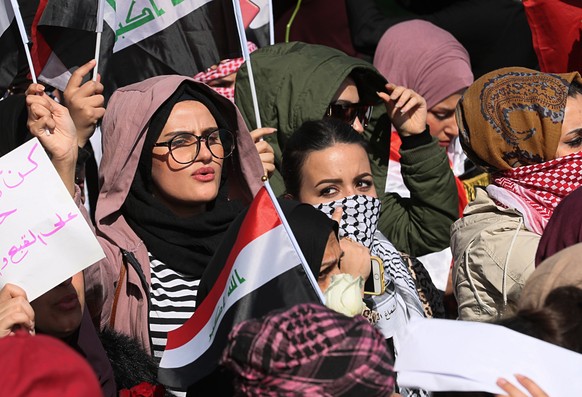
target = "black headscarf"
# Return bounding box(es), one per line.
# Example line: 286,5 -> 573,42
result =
122,84 -> 244,278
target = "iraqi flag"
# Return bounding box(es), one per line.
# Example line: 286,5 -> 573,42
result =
240,0 -> 271,47
30,0 -> 97,92
158,186 -> 323,389
31,0 -> 242,98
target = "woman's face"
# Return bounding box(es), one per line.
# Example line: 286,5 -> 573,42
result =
31,272 -> 85,338
317,230 -> 343,292
426,92 -> 463,149
331,78 -> 365,134
151,100 -> 224,216
556,93 -> 582,158
297,143 -> 377,204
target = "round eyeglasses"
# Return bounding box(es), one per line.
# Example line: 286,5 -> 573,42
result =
153,128 -> 235,165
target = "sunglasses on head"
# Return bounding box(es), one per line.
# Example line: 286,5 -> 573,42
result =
325,102 -> 373,129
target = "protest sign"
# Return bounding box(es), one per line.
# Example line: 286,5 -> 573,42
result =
0,138 -> 104,301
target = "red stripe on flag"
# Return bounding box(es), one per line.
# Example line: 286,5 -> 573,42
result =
30,0 -> 51,77
165,187 -> 281,349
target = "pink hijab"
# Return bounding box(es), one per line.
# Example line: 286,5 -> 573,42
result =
373,20 -> 473,109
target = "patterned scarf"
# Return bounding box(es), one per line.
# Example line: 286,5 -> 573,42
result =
487,151 -> 582,235
221,303 -> 395,397
193,41 -> 258,102
457,67 -> 582,173
314,195 -> 425,340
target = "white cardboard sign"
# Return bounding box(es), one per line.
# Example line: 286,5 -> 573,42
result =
0,138 -> 105,301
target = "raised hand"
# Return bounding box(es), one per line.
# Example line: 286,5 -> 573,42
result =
250,127 -> 276,178
26,83 -> 78,196
62,59 -> 105,148
0,284 -> 35,338
378,83 -> 427,136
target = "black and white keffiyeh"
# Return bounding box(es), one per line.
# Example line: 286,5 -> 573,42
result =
314,195 -> 425,334
315,195 -> 428,397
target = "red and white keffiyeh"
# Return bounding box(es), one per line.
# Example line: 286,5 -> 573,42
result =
193,41 -> 258,102
487,151 -> 582,235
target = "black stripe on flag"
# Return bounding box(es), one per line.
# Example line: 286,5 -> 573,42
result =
158,264 -> 321,390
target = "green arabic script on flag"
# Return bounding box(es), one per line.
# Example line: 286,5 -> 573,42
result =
104,0 -> 213,52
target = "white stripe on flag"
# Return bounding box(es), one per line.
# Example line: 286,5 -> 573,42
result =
0,0 -> 14,36
38,52 -> 71,91
104,0 -> 213,53
160,223 -> 300,369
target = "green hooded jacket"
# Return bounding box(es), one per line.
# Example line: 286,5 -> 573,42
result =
235,42 -> 458,256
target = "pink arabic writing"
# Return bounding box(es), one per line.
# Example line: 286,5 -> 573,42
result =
0,143 -> 40,228
0,142 -> 40,190
1,212 -> 78,275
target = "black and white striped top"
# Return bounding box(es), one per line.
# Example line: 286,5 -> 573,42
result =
149,255 -> 200,364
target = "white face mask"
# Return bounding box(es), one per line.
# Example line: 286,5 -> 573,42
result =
314,195 -> 381,249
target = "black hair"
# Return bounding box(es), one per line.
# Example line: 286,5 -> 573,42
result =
497,286 -> 582,354
281,118 -> 368,198
433,287 -> 582,397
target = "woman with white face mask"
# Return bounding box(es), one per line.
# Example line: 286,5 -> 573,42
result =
282,117 -> 441,397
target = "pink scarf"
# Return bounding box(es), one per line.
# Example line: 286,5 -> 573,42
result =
373,20 -> 473,110
487,151 -> 582,235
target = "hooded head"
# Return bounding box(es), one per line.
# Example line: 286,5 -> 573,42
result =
535,186 -> 582,265
234,42 -> 386,180
96,76 -> 263,256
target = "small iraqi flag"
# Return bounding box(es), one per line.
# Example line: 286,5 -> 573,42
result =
30,0 -> 242,98
158,186 -> 323,389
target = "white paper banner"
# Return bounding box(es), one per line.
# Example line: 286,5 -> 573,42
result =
0,139 -> 105,301
395,318 -> 582,395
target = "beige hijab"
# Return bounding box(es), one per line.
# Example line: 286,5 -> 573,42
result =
519,243 -> 582,310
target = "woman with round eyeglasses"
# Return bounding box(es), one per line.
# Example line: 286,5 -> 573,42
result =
25,75 -> 272,394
